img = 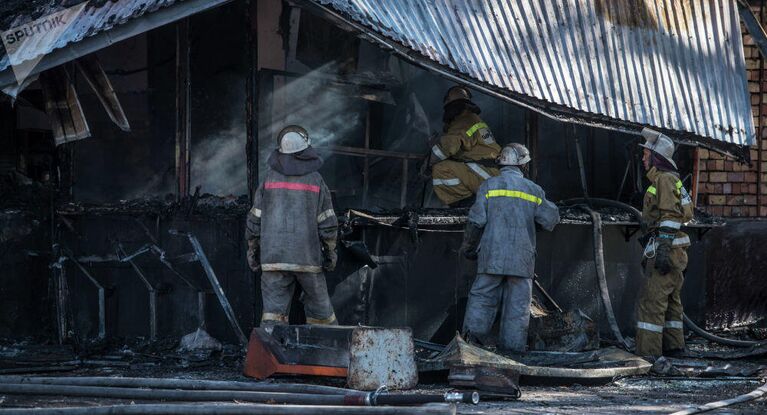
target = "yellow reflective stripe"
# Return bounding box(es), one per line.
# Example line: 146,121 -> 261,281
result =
466,122 -> 488,137
317,209 -> 335,223
675,180 -> 683,189
261,312 -> 288,323
646,186 -> 657,195
485,189 -> 542,205
306,313 -> 337,325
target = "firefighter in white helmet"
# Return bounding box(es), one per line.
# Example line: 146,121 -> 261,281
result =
635,127 -> 694,358
428,86 -> 501,206
245,125 -> 338,327
460,143 -> 559,351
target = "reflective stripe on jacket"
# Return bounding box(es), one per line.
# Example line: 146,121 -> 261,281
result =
642,167 -> 693,248
245,169 -> 337,273
468,166 -> 560,277
431,110 -> 500,166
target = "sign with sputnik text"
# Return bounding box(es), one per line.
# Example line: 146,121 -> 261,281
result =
1,2 -> 89,88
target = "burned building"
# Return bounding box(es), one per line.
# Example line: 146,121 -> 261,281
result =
1,0 -> 766,413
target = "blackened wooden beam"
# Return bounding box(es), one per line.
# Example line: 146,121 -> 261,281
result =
175,18 -> 191,200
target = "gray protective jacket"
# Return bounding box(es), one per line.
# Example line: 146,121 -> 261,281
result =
468,166 -> 559,277
245,169 -> 337,273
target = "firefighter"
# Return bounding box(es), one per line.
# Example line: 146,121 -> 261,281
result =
429,85 -> 502,206
245,125 -> 338,327
460,143 -> 560,352
635,127 -> 694,358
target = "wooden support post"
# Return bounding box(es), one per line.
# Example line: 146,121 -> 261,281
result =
246,0 -> 259,200
525,111 -> 538,181
175,19 -> 191,200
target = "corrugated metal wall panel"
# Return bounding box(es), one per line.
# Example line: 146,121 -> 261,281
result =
313,0 -> 755,146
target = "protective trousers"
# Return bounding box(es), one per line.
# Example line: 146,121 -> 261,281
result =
635,247 -> 687,357
462,274 -> 532,352
260,271 -> 337,326
432,160 -> 499,205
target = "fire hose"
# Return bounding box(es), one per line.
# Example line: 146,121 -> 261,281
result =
563,197 -> 767,349
0,381 -> 478,407
580,203 -> 630,350
668,380 -> 767,415
0,403 -> 457,415
0,376 -> 363,396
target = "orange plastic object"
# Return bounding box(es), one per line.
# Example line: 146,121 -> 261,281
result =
243,329 -> 348,379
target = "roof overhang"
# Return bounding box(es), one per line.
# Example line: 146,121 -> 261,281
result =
0,0 -> 232,92
296,0 -> 757,161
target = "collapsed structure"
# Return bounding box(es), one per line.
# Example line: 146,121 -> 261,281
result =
0,0 -> 766,413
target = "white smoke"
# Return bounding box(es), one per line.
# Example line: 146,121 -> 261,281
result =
260,62 -> 364,153
191,121 -> 247,196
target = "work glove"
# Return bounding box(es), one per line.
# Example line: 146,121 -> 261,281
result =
247,239 -> 260,272
654,237 -> 673,275
323,249 -> 338,272
459,222 -> 483,260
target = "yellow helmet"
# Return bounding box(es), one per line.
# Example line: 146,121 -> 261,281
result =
443,85 -> 473,106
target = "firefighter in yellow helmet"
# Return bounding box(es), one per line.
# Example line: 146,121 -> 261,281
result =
429,86 -> 501,206
635,127 -> 694,358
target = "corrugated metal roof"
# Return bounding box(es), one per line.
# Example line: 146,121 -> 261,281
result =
309,0 -> 755,147
0,0 -> 229,75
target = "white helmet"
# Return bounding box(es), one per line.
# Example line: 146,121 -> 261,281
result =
277,125 -> 310,154
497,143 -> 531,166
639,127 -> 676,169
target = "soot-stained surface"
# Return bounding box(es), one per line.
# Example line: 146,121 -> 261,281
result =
1,338 -> 765,414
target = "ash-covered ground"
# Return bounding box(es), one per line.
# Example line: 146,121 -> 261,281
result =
1,335 -> 765,414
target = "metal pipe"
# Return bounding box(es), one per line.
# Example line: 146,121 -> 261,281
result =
0,376 -> 365,396
669,381 -> 767,415
0,403 -> 457,415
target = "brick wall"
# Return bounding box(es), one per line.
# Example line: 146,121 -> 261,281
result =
696,4 -> 766,217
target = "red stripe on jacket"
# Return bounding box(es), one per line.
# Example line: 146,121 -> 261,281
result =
264,181 -> 320,193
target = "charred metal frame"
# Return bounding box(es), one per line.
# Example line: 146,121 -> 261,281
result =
65,254 -> 107,340
117,243 -> 159,341
169,230 -> 248,345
